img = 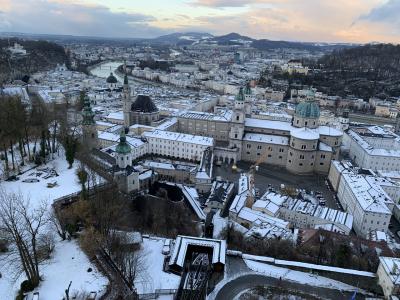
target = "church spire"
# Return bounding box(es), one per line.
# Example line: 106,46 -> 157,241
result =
82,92 -> 95,125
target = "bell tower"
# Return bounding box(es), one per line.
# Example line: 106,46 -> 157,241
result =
230,87 -> 245,153
81,92 -> 98,150
123,62 -> 131,128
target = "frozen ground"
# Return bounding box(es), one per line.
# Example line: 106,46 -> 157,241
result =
134,237 -> 181,295
0,240 -> 108,300
0,153 -> 107,299
1,153 -> 103,211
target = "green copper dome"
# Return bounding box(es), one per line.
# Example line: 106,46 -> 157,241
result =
235,87 -> 245,101
244,83 -> 252,95
82,94 -> 95,125
295,99 -> 320,119
115,131 -> 131,154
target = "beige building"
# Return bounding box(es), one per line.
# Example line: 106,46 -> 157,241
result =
377,256 -> 400,298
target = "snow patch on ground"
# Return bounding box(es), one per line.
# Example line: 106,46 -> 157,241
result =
0,240 -> 108,300
1,154 -> 103,211
0,153 -> 107,299
134,237 -> 181,295
212,211 -> 228,239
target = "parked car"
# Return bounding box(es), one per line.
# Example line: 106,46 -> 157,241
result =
162,239 -> 171,255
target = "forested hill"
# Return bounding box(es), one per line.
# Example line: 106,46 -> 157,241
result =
319,44 -> 400,75
297,44 -> 400,99
0,39 -> 68,84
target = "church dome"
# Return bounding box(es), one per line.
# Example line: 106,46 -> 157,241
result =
295,100 -> 320,119
106,72 -> 118,84
131,95 -> 158,113
244,83 -> 252,95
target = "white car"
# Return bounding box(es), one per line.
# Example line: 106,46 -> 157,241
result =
162,239 -> 171,255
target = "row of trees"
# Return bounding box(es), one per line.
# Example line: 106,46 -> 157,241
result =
0,94 -> 63,176
222,225 -> 381,272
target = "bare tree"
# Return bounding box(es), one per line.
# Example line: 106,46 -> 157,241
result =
49,208 -> 67,241
107,231 -> 147,288
0,190 -> 50,287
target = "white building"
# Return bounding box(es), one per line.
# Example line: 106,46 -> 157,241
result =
278,198 -> 353,235
344,126 -> 400,172
377,256 -> 400,298
143,129 -> 214,162
329,160 -> 394,237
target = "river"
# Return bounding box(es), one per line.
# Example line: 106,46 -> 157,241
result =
89,61 -> 124,82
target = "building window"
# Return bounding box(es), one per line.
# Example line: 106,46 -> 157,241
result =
299,163 -> 303,166
320,162 -> 324,166
279,156 -> 282,159
321,154 -> 326,159
257,145 -> 262,150
236,116 -> 239,121
300,155 -> 305,159
247,144 -> 251,149
268,154 -> 272,158
301,145 -> 306,149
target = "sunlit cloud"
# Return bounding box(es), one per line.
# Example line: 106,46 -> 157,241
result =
0,0 -> 398,43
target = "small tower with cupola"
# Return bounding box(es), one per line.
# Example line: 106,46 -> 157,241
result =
113,130 -> 140,193
115,130 -> 132,169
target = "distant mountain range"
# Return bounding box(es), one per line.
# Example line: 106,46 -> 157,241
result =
0,31 -> 359,51
145,32 -> 358,51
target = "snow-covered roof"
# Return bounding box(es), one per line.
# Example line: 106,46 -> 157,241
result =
243,133 -> 289,145
290,128 -> 319,140
169,236 -> 226,268
238,207 -> 289,229
318,126 -> 343,137
245,118 -> 293,132
105,111 -> 124,121
379,256 -> 400,284
143,129 -> 214,147
177,184 -> 206,220
179,110 -> 232,122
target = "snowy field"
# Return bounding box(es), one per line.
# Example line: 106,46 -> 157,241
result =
134,237 -> 181,296
0,154 -> 108,299
1,153 -> 103,211
0,240 -> 108,299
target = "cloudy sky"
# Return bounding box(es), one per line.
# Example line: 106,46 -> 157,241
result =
0,0 -> 399,43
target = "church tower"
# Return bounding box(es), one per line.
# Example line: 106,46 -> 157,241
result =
244,82 -> 252,117
81,93 -> 98,150
115,130 -> 132,169
229,87 -> 245,156
123,72 -> 132,128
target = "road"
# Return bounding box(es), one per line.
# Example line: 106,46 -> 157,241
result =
212,257 -> 366,300
214,161 -> 340,210
213,274 -> 366,300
